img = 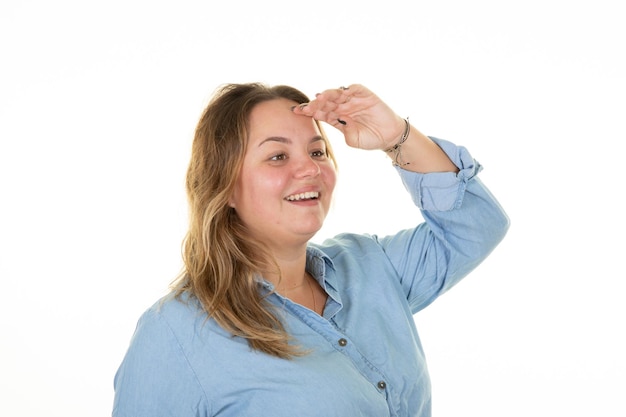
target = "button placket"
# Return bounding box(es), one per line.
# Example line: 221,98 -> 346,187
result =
331,333 -> 389,397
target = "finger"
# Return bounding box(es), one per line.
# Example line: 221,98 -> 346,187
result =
332,86 -> 353,104
292,102 -> 314,116
327,117 -> 348,130
341,84 -> 368,97
311,108 -> 334,123
316,86 -> 353,104
338,85 -> 356,104
319,99 -> 340,113
295,98 -> 336,116
292,86 -> 354,116
322,110 -> 354,132
311,97 -> 355,115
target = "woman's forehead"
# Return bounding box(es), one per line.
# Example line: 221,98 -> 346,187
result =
248,99 -> 322,143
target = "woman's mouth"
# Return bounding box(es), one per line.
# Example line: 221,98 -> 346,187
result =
285,191 -> 319,201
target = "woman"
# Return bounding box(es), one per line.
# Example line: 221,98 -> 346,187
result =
113,83 -> 509,416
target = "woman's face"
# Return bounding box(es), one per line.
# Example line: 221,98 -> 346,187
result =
229,98 -> 337,251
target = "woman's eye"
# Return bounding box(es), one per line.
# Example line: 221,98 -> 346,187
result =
311,150 -> 326,158
270,153 -> 287,161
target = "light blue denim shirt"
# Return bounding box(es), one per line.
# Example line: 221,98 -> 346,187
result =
113,138 -> 509,417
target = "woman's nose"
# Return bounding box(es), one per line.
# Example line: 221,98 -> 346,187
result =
294,155 -> 321,178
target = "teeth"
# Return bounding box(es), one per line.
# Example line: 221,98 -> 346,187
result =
286,191 -> 319,201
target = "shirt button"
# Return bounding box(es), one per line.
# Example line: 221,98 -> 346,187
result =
338,338 -> 348,347
377,381 -> 387,390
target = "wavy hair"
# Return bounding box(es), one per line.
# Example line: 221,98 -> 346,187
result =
172,83 -> 336,359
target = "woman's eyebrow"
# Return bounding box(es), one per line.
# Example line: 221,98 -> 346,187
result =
258,136 -> 291,147
258,135 -> 324,147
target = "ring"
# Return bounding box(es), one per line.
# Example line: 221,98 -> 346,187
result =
339,86 -> 349,90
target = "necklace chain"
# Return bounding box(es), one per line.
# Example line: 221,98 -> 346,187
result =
280,281 -> 307,291
279,273 -> 317,313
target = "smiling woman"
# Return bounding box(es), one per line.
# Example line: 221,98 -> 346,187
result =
112,82 -> 510,417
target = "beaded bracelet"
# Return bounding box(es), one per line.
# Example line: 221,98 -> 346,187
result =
384,117 -> 411,166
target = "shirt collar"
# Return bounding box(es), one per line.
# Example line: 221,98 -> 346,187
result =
254,246 -> 336,291
306,245 -> 335,272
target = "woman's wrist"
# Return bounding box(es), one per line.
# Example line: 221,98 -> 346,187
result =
384,117 -> 411,166
391,130 -> 459,173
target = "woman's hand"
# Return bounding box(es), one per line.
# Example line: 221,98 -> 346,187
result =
292,84 -> 406,151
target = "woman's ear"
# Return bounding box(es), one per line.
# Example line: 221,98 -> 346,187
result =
227,194 -> 236,209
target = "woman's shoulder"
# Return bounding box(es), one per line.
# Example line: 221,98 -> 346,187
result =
134,291 -> 198,327
310,229 -> 414,263
128,293 -> 200,345
124,291 -> 239,372
308,232 -> 398,275
310,232 -> 380,256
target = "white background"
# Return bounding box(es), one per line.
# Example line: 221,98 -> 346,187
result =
1,0 -> 624,416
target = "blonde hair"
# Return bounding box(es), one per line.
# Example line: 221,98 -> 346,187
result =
172,83 -> 336,359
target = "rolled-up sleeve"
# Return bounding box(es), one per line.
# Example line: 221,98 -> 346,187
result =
379,137 -> 510,312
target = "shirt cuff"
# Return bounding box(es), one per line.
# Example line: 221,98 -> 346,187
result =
395,136 -> 482,211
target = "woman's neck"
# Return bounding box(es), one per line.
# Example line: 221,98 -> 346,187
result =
267,246 -> 326,315
264,245 -> 308,290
